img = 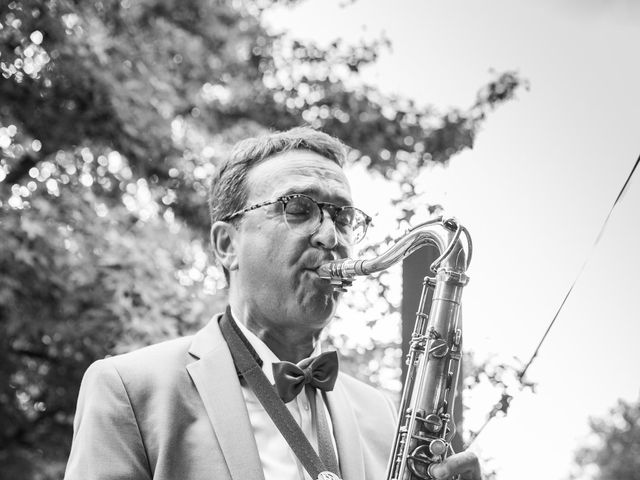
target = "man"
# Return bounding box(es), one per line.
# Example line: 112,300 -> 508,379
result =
65,127 -> 482,480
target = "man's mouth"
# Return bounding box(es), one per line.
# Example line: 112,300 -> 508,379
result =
305,254 -> 339,272
302,268 -> 334,288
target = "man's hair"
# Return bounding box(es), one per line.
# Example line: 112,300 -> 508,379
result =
208,126 -> 347,226
208,127 -> 348,281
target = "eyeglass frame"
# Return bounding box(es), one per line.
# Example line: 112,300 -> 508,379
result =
220,193 -> 373,245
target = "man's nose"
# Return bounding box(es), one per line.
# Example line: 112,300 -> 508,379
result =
310,210 -> 338,249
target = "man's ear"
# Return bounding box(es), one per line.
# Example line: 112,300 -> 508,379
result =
210,221 -> 239,272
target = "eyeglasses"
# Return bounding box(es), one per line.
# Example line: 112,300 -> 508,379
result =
222,193 -> 372,246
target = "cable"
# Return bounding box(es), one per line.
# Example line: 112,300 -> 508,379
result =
467,153 -> 640,447
518,153 -> 639,382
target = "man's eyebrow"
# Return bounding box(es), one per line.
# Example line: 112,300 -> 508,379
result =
278,187 -> 352,205
279,186 -> 320,197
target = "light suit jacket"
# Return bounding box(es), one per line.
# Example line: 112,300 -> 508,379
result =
64,316 -> 397,480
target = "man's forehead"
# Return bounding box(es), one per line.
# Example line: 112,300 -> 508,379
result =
246,150 -> 352,203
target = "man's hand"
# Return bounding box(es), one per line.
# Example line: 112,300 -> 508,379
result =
429,451 -> 482,480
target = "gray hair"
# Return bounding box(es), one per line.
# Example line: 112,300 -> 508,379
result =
208,126 -> 348,279
209,126 -> 347,225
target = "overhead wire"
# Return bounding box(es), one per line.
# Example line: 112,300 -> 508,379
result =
518,153 -> 639,382
466,153 -> 640,447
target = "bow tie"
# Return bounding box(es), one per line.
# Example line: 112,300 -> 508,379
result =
272,351 -> 339,403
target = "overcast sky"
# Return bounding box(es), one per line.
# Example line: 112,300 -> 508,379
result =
267,1 -> 640,479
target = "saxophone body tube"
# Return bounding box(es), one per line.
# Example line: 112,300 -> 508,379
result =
315,218 -> 472,480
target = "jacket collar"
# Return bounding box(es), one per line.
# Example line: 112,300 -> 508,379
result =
187,313 -> 367,480
187,314 -> 265,480
326,379 -> 367,480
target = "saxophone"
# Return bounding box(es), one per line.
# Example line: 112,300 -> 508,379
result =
318,217 -> 472,480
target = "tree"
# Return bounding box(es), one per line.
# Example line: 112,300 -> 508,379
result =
569,396 -> 640,480
1,0 -> 525,477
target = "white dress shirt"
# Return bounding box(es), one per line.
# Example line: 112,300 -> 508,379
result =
234,319 -> 338,480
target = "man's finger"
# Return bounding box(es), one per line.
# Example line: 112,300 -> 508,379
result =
429,451 -> 481,480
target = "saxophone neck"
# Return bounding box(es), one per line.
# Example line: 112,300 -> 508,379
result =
318,217 -> 471,287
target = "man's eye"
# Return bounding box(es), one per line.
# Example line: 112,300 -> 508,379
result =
335,210 -> 355,227
285,199 -> 313,216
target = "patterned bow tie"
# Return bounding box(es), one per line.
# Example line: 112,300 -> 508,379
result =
272,351 -> 339,403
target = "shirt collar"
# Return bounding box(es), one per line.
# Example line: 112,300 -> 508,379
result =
231,309 -> 323,384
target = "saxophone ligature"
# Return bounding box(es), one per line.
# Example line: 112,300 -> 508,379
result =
318,217 -> 472,480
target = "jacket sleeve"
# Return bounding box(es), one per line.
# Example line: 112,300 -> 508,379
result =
64,359 -> 152,480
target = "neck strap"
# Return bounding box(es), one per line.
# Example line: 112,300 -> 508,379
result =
219,307 -> 341,480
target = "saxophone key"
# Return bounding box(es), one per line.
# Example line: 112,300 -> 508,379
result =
423,413 -> 443,433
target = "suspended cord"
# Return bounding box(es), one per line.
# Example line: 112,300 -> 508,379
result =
518,153 -> 639,382
466,153 -> 640,447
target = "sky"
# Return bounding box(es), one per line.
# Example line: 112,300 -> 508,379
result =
266,1 -> 640,479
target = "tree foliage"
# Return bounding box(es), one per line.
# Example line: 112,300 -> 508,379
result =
569,396 -> 640,480
1,0 -> 524,477
0,176 -> 224,477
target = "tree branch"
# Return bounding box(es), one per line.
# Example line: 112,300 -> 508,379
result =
8,346 -> 61,365
3,151 -> 40,186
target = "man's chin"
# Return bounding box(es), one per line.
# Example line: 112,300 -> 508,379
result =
296,288 -> 337,321
295,270 -> 342,318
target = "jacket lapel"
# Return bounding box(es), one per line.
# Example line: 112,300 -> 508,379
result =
326,377 -> 366,480
187,316 -> 265,480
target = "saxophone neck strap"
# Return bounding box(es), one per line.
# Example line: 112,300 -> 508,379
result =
219,307 -> 341,480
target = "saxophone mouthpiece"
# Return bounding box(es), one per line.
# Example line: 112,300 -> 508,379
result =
316,261 -> 338,280
317,259 -> 358,291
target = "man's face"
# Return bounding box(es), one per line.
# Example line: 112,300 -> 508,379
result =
230,149 -> 352,335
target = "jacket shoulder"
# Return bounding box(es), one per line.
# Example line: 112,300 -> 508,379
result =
110,335 -> 195,364
86,335 -> 197,397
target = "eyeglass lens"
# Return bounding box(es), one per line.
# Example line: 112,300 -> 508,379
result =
282,195 -> 367,245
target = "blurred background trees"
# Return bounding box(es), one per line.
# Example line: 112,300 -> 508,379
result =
569,395 -> 640,480
1,0 -> 523,477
